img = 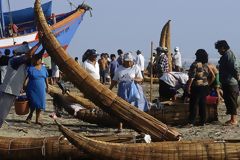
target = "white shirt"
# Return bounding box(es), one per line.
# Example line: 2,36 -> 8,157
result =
83,60 -> 100,80
173,51 -> 182,67
160,72 -> 188,87
113,65 -> 142,82
135,54 -> 145,71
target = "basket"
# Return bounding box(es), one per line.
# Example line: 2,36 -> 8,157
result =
14,98 -> 29,115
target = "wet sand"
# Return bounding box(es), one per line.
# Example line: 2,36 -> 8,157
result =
0,82 -> 240,141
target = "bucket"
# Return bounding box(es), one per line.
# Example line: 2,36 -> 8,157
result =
206,95 -> 218,105
14,96 -> 29,115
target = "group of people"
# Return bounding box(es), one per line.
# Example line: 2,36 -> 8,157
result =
0,34 -> 49,127
186,40 -> 239,126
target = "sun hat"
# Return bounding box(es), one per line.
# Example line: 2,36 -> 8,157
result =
123,52 -> 134,61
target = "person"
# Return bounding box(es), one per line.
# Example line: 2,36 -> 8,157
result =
0,40 -> 42,127
25,48 -> 48,125
109,54 -> 119,79
155,46 -> 169,77
135,50 -> 145,77
207,63 -> 223,102
0,49 -> 11,84
159,72 -> 188,101
215,40 -> 240,125
82,49 -> 100,81
50,59 -> 60,85
116,49 -> 124,66
98,53 -> 108,84
109,52 -> 149,131
172,47 -> 182,71
187,49 -> 209,126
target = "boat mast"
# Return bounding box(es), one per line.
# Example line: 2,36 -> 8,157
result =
0,0 -> 4,38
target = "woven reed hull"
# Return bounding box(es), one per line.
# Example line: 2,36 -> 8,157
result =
0,134 -> 137,160
51,93 -> 119,127
49,85 -> 97,109
0,136 -> 83,160
149,102 -> 218,125
34,0 -> 180,141
58,123 -> 240,160
144,76 -> 159,83
52,92 -> 218,127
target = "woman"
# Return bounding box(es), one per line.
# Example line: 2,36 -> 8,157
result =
187,49 -> 209,126
109,52 -> 149,131
25,49 -> 48,125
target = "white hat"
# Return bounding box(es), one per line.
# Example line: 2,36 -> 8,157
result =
123,52 -> 133,61
174,47 -> 180,52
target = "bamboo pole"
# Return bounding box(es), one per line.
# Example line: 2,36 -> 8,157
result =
150,41 -> 154,102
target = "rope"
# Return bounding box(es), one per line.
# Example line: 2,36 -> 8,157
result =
41,138 -> 47,157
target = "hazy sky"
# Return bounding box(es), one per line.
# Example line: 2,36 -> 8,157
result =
6,0 -> 240,63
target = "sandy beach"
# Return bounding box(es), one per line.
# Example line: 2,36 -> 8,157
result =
0,82 -> 239,142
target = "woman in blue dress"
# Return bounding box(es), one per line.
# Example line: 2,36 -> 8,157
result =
25,50 -> 48,125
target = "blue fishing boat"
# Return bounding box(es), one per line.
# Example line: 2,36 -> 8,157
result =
0,0 -> 90,55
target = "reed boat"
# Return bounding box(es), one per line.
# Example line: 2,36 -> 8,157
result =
0,134 -> 138,160
34,0 -> 180,141
51,92 -> 218,127
57,122 -> 240,160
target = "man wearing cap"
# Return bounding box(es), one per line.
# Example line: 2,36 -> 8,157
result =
172,47 -> 182,72
82,49 -> 100,81
0,41 -> 43,128
215,40 -> 240,125
135,50 -> 145,77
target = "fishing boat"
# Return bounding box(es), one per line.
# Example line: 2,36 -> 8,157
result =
51,91 -> 218,127
0,134 -> 137,160
0,0 -> 89,54
34,0 -> 181,141
57,122 -> 240,160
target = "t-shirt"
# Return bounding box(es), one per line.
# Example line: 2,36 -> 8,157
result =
113,65 -> 142,82
110,60 -> 119,74
83,60 -> 100,80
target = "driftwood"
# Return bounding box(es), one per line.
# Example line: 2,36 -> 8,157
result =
0,134 -> 138,160
52,92 -> 218,126
34,0 -> 180,141
57,122 -> 240,160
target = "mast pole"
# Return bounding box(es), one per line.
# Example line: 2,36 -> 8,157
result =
0,0 -> 4,38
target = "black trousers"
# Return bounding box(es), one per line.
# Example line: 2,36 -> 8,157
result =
189,85 -> 209,125
222,84 -> 239,115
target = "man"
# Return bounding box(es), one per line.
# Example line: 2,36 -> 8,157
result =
0,49 -> 11,84
116,49 -> 124,66
155,46 -> 169,77
82,49 -> 100,81
172,47 -> 182,71
109,54 -> 119,79
98,53 -> 108,84
135,50 -> 145,77
0,41 -> 42,127
215,40 -> 240,125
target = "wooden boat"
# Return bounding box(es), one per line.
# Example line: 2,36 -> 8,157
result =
52,92 -> 218,126
57,122 -> 240,160
34,0 -> 180,141
0,0 -> 86,56
0,134 -> 137,160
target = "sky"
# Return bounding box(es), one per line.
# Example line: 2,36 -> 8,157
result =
6,0 -> 240,64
